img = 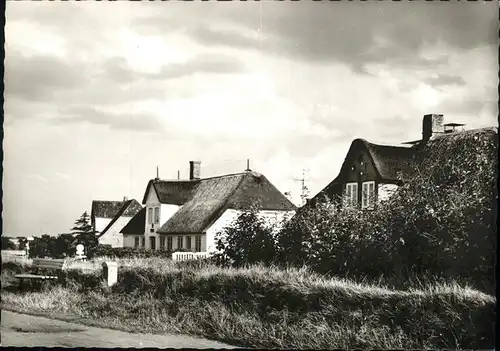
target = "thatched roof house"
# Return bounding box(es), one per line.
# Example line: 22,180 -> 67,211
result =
308,114 -> 497,210
121,165 -> 296,252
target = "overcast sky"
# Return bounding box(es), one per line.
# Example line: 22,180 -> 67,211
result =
3,1 -> 498,237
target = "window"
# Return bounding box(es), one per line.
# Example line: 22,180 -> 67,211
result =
186,236 -> 192,251
167,236 -> 173,251
195,236 -> 202,252
362,181 -> 376,209
150,236 -> 156,250
345,183 -> 358,207
154,207 -> 160,224
177,236 -> 183,250
134,236 -> 140,248
147,208 -> 153,224
141,237 -> 145,248
160,236 -> 166,250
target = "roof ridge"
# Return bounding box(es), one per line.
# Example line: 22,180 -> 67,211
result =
151,171 -> 248,183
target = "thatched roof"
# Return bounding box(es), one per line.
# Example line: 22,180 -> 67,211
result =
91,200 -> 125,219
141,180 -> 196,205
120,207 -> 146,235
308,127 -> 497,205
359,139 -> 416,182
153,171 -> 296,234
97,199 -> 143,238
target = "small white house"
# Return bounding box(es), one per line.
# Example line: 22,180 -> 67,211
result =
96,199 -> 143,247
91,199 -> 129,235
121,161 -> 296,254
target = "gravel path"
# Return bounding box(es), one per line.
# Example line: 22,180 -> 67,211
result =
1,310 -> 236,348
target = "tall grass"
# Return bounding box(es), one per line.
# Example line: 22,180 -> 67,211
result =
1,258 -> 495,349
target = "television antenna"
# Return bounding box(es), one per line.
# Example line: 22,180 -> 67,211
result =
293,168 -> 310,206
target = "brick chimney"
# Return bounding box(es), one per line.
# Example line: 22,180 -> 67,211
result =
123,196 -> 128,202
422,114 -> 444,141
189,161 -> 201,180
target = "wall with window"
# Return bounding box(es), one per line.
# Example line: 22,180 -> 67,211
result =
155,234 -> 203,252
123,235 -> 145,248
343,149 -> 381,208
144,187 -> 181,236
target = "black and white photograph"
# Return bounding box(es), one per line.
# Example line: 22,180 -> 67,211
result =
1,0 -> 497,349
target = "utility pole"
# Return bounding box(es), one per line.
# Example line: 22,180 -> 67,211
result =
293,169 -> 310,206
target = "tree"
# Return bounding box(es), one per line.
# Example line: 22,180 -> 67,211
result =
1,236 -> 17,250
71,211 -> 93,235
71,211 -> 98,258
29,235 -> 57,258
214,205 -> 277,267
55,233 -> 76,258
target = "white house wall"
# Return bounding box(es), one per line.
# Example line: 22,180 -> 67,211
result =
98,216 -> 133,248
94,218 -> 112,234
123,235 -> 137,248
206,209 -> 296,253
378,183 -> 399,202
144,185 -> 181,240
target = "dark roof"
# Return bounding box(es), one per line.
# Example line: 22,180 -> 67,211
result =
362,140 -> 416,181
97,199 -> 143,238
141,180 -> 197,205
309,127 -> 498,205
91,200 -> 126,219
155,171 -> 296,234
120,207 -> 146,235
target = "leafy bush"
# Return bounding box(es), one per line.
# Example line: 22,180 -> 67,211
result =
214,206 -> 278,267
216,129 -> 497,293
1,236 -> 17,250
91,245 -> 174,259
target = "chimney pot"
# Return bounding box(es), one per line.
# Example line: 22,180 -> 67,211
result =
123,196 -> 128,201
189,161 -> 201,180
422,114 -> 444,141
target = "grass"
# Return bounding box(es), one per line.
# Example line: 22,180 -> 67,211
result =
1,257 -> 495,349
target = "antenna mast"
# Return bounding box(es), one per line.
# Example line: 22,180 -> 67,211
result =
293,168 -> 310,206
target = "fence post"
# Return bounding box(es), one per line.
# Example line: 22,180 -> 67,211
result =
102,261 -> 118,287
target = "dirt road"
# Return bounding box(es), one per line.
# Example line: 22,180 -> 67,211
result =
1,310 -> 236,348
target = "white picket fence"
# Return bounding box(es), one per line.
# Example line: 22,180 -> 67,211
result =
172,252 -> 210,262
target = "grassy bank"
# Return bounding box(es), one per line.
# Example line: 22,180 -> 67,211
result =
1,258 -> 495,349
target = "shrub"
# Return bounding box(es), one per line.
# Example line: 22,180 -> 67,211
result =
215,129 -> 497,293
91,245 -> 173,259
214,206 -> 278,267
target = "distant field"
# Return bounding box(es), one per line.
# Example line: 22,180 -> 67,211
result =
1,257 -> 495,349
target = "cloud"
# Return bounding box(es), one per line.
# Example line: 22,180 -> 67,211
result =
143,1 -> 498,73
101,54 -> 246,83
50,106 -> 164,133
424,74 -> 466,88
4,51 -> 86,101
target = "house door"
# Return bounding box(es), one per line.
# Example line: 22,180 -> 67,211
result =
150,236 -> 156,250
